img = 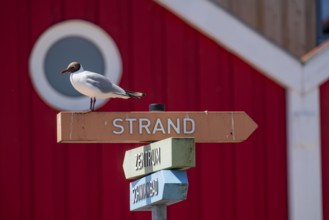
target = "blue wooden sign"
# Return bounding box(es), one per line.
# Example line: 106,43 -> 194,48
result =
130,170 -> 188,211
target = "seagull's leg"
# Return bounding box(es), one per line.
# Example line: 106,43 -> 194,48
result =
92,97 -> 96,111
89,97 -> 93,111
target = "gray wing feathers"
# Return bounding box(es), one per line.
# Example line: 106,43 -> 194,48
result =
85,73 -> 127,95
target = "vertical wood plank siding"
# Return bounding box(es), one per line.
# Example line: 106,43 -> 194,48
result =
211,0 -> 316,57
0,0 -> 288,220
321,81 -> 329,220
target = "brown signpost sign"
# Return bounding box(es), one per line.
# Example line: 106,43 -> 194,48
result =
57,111 -> 257,143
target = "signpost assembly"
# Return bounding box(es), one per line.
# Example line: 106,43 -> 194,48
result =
57,109 -> 257,220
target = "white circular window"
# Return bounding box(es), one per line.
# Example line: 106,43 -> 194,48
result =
29,19 -> 122,111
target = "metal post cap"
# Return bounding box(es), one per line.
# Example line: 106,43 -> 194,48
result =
149,104 -> 165,112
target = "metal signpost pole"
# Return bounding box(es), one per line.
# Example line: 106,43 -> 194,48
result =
149,104 -> 167,220
152,205 -> 167,220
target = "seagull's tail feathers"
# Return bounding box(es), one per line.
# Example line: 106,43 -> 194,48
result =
125,90 -> 146,99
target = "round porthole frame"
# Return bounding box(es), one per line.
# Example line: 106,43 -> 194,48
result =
29,19 -> 122,111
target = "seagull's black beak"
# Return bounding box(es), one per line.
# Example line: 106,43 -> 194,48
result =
61,69 -> 69,74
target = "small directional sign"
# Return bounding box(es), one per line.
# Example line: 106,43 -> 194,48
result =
57,111 -> 257,143
130,170 -> 188,211
123,138 -> 195,179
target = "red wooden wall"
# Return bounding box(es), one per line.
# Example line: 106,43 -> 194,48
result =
321,81 -> 329,220
0,0 -> 288,219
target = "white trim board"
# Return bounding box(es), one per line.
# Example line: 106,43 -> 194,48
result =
155,0 -> 329,95
154,1 -> 327,220
304,46 -> 329,93
287,89 -> 322,220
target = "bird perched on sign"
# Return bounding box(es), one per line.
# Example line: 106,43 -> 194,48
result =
61,61 -> 145,111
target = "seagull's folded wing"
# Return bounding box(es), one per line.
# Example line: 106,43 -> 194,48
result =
85,72 -> 126,95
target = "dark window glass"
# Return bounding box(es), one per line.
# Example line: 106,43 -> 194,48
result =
317,0 -> 329,43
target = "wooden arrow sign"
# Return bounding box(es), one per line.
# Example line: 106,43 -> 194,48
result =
123,138 -> 195,180
57,111 -> 257,143
130,170 -> 188,211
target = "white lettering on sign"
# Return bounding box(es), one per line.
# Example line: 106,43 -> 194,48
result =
153,119 -> 166,134
135,148 -> 161,170
183,118 -> 195,134
168,118 -> 180,134
132,178 -> 159,204
112,117 -> 196,135
112,118 -> 124,134
126,118 -> 137,134
139,118 -> 151,134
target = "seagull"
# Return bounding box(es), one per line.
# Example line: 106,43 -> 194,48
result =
61,61 -> 145,111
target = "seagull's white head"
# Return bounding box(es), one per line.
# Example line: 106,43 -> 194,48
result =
61,61 -> 83,74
